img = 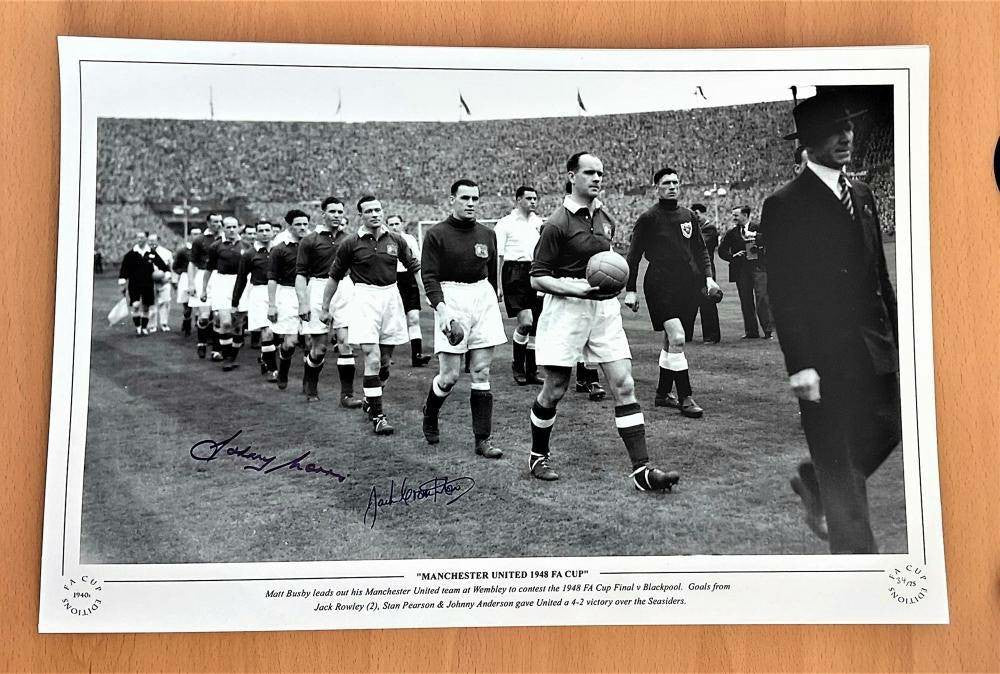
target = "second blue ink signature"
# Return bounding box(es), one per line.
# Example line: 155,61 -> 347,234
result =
364,476 -> 475,528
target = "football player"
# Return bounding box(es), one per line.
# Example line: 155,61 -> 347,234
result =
420,180 -> 507,458
528,152 -> 680,491
321,196 -> 420,435
624,167 -> 720,418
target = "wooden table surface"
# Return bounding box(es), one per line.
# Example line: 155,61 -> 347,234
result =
2,2 -> 998,672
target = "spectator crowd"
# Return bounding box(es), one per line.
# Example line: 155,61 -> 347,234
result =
96,100 -> 894,258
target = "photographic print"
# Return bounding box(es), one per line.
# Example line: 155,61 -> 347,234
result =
41,38 -> 945,631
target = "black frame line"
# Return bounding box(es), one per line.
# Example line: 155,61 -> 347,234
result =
58,55 -> 925,585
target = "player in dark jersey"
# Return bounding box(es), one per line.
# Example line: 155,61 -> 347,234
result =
189,213 -> 222,359
267,210 -> 310,390
624,167 -> 720,418
203,216 -> 252,371
528,152 -> 680,492
295,197 -> 361,406
420,179 -> 507,459
321,196 -> 420,435
233,219 -> 276,380
172,235 -> 193,336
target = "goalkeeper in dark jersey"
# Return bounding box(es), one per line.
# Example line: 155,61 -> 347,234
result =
624,167 -> 720,419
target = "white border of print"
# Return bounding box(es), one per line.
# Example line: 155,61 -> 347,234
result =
40,38 -> 944,632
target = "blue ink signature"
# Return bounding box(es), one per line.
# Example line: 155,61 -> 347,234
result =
364,476 -> 475,528
189,430 -> 347,482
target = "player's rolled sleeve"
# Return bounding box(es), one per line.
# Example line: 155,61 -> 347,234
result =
529,223 -> 561,278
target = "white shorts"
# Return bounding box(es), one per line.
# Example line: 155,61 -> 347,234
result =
209,273 -> 238,313
246,284 -> 271,331
302,276 -> 355,334
433,280 -> 507,354
188,269 -> 210,308
271,285 -> 301,335
348,283 -> 409,346
535,279 -> 631,367
155,281 -> 172,304
235,281 -> 250,313
176,272 -> 190,304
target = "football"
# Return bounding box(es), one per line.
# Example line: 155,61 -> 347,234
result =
446,319 -> 465,346
586,251 -> 630,294
701,285 -> 724,304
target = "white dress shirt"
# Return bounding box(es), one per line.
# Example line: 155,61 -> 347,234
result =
805,159 -> 848,199
494,208 -> 543,261
395,231 -> 421,272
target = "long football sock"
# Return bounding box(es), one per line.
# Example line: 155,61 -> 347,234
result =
662,350 -> 690,397
261,341 -> 277,372
336,349 -> 356,396
525,345 -> 538,378
470,383 -> 493,441
363,375 -> 383,417
529,399 -> 557,456
512,329 -> 529,372
615,402 -> 649,470
657,350 -> 676,397
277,345 -> 295,380
424,375 -> 453,414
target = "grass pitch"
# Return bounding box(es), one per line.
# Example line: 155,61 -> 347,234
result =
81,248 -> 906,563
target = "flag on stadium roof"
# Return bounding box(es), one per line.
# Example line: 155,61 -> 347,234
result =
335,88 -> 342,116
577,87 -> 587,112
459,91 -> 471,116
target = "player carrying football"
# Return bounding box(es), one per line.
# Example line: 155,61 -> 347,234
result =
320,196 -> 420,435
624,167 -> 720,418
527,152 -> 680,491
420,179 -> 508,459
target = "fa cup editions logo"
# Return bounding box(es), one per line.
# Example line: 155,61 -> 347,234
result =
60,575 -> 104,617
385,242 -> 398,257
474,243 -> 489,258
679,221 -> 693,238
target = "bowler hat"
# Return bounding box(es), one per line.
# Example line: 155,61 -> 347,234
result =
783,93 -> 867,141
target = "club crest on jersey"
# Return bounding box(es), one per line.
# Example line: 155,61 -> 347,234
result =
680,221 -> 693,238
602,223 -> 613,238
474,243 -> 489,258
385,242 -> 398,257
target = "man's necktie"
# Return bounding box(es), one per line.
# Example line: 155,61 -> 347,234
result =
838,174 -> 855,219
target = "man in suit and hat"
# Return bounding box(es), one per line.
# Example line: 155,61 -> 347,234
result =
761,92 -> 901,554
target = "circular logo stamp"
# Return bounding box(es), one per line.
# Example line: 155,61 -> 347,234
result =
61,575 -> 104,617
887,564 -> 928,605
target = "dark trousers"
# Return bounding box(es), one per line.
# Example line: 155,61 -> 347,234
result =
735,263 -> 772,336
799,370 -> 902,553
681,298 -> 721,342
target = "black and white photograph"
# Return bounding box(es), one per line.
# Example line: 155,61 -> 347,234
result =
41,39 -> 945,631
